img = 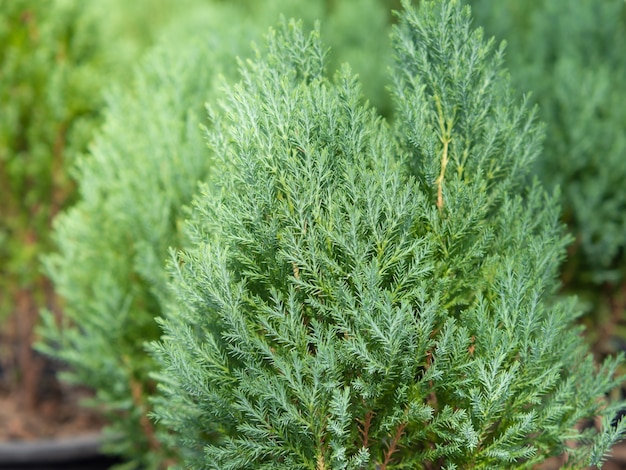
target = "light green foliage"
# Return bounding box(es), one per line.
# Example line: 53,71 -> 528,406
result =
37,7 -> 247,465
392,0 -> 545,311
466,0 -> 626,283
153,2 -> 626,468
0,0 -> 107,324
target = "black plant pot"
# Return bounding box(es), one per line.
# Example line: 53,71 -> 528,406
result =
0,434 -> 121,470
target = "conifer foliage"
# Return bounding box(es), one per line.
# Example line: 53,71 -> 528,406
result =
153,1 -> 626,468
36,1 -> 407,467
467,0 -> 626,282
466,0 -> 626,365
38,21 -> 228,467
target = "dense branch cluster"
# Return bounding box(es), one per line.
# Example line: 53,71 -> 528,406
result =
152,2 -> 626,468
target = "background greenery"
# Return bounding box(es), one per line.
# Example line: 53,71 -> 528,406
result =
0,0 -> 236,409
0,0 -> 217,325
467,0 -> 626,356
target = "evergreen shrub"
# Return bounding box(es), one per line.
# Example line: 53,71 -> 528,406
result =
37,8 -> 245,465
152,1 -> 626,468
38,1 -> 412,466
467,0 -> 626,351
0,0 -> 222,406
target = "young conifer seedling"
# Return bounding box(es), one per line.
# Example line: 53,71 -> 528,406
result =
153,1 -> 626,468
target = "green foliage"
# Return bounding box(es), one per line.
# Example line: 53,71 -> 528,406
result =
37,6 -> 249,465
0,0 -> 104,323
466,0 -> 626,318
0,0 -> 222,348
37,1 -> 409,466
466,0 -> 626,391
152,2 -> 626,468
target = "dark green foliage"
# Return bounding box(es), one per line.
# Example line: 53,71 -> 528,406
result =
153,2 -> 626,468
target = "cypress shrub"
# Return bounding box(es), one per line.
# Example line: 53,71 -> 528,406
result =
152,1 -> 626,468
38,7 -> 246,465
39,1 -> 412,466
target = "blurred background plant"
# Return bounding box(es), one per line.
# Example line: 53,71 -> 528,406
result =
0,0 -> 248,432
39,4 -> 247,466
0,0 -> 137,413
467,0 -> 626,362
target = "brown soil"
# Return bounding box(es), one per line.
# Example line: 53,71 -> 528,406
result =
0,292 -> 106,442
0,387 -> 104,442
0,353 -> 105,442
